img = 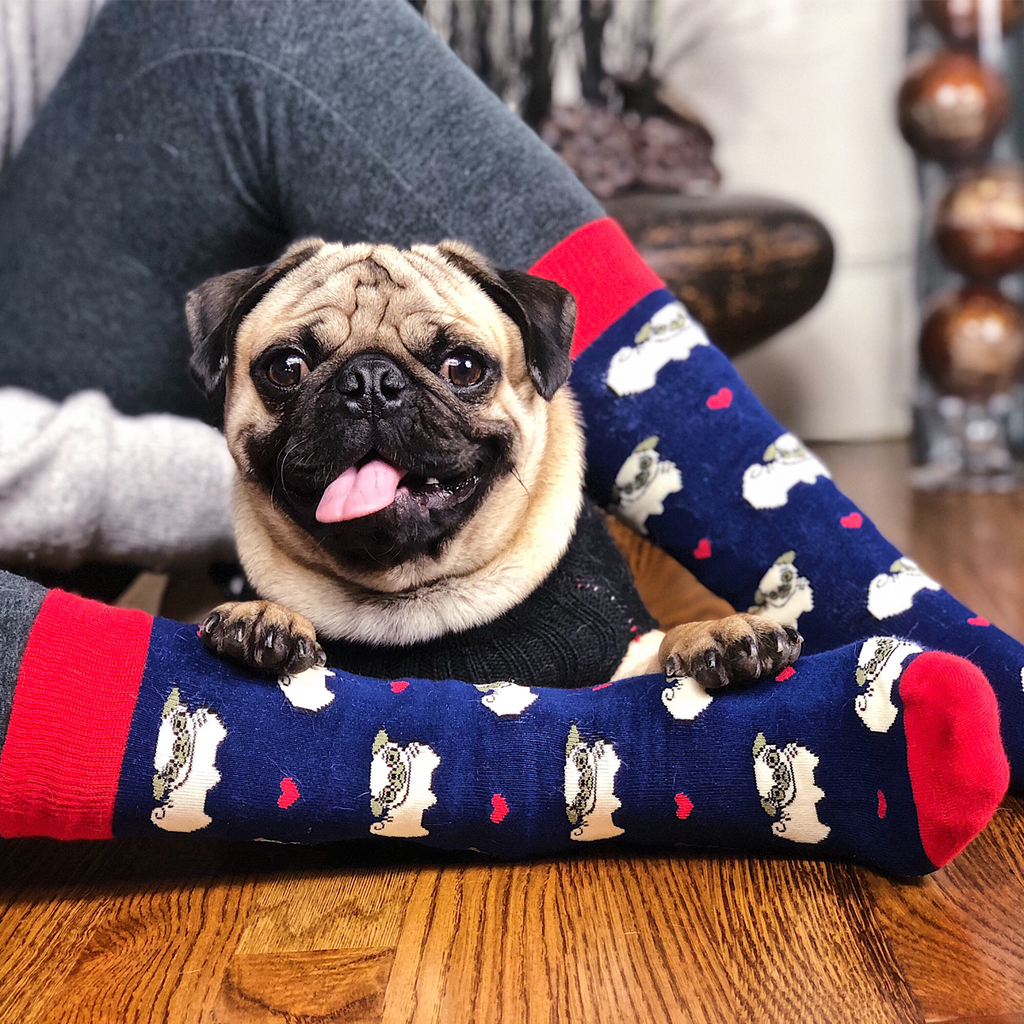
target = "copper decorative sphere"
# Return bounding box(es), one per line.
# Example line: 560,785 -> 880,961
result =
897,51 -> 1008,164
922,0 -> 1024,43
936,165 -> 1024,278
920,286 -> 1024,398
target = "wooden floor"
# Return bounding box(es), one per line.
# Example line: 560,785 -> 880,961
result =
3,441 -> 1024,1024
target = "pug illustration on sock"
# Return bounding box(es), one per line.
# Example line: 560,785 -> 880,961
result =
749,551 -> 814,629
609,436 -> 683,535
742,432 -> 831,510
605,301 -> 710,396
474,680 -> 538,717
277,664 -> 336,712
854,637 -> 924,733
369,729 -> 440,838
867,558 -> 943,620
151,687 -> 226,833
752,732 -> 830,844
661,674 -> 715,721
565,724 -> 624,842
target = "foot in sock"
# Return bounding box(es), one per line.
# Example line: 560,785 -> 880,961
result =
0,591 -> 1007,875
532,218 -> 1024,792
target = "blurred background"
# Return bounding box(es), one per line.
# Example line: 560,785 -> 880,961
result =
414,0 -> 919,444
414,0 -> 1024,491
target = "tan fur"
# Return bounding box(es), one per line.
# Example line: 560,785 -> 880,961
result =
224,241 -> 584,646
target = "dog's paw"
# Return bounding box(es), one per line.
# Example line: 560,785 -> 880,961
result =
199,601 -> 326,675
659,613 -> 802,691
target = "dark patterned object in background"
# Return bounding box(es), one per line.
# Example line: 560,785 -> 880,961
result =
540,100 -> 718,200
604,193 -> 834,359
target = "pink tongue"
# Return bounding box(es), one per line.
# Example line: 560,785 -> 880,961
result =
315,460 -> 406,522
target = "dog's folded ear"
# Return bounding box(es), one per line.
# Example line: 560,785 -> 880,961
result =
186,239 -> 324,399
437,241 -> 577,401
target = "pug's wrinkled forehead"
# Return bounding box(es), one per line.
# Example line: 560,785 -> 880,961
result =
188,238 -> 576,406
238,242 -> 521,368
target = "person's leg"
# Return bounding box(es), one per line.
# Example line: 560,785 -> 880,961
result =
0,0 -> 599,418
0,587 -> 1008,876
532,230 -> 1024,791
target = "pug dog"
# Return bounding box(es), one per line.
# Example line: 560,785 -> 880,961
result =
188,239 -> 801,692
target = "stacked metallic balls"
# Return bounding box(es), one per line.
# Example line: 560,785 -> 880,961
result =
899,0 -> 1024,404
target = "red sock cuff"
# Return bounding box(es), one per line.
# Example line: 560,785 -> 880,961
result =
529,217 -> 664,358
0,590 -> 152,839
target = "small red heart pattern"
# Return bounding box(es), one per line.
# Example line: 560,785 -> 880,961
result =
490,793 -> 509,823
390,680 -> 410,693
968,616 -> 990,627
776,666 -> 796,682
877,789 -> 887,820
840,512 -> 863,529
278,777 -> 300,809
693,538 -> 712,560
675,792 -> 694,819
706,387 -> 733,410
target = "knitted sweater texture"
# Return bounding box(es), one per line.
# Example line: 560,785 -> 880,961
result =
321,501 -> 658,688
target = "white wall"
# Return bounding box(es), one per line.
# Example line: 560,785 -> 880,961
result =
655,0 -> 920,440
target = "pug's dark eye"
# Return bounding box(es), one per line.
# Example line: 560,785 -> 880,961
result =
265,351 -> 308,389
440,350 -> 484,389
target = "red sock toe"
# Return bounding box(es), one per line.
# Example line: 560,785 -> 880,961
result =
900,652 -> 1009,868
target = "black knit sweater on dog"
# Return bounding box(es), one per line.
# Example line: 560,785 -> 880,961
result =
321,501 -> 658,688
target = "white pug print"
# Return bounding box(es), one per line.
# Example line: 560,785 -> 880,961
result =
855,637 -> 924,734
661,674 -> 715,721
565,724 -> 624,842
748,551 -> 814,629
369,729 -> 440,838
474,680 -> 538,717
609,436 -> 683,535
742,432 -> 831,510
752,732 -> 830,844
605,301 -> 710,396
278,665 -> 336,712
151,688 -> 226,833
867,558 -> 942,620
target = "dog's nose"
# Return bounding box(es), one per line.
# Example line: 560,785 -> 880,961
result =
336,353 -> 407,417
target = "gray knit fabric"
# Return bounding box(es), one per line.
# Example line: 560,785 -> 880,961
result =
0,569 -> 45,748
0,0 -> 601,418
0,387 -> 236,569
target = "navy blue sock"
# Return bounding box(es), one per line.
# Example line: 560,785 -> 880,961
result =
532,219 -> 1024,793
0,602 -> 989,876
0,593 -> 1006,875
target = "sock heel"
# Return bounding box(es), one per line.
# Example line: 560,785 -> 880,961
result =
900,651 -> 1009,868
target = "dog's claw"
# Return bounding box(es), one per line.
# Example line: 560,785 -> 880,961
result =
660,612 -> 803,692
200,600 -> 321,676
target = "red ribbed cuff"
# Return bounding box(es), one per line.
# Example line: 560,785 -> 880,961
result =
529,217 -> 664,358
0,590 -> 152,839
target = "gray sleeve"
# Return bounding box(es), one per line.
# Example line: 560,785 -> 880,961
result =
0,387 -> 236,569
